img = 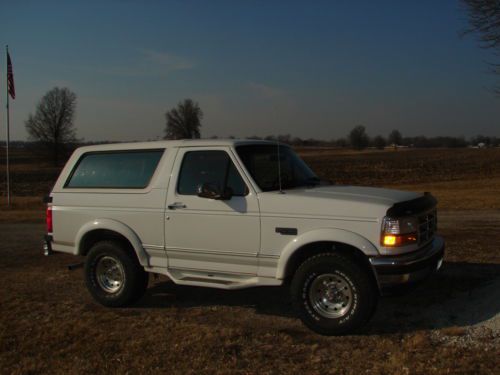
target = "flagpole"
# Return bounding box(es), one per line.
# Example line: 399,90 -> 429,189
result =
5,45 -> 10,207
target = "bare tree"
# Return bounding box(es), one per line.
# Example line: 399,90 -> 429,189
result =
463,0 -> 500,50
25,87 -> 77,166
462,0 -> 500,92
349,125 -> 369,150
164,99 -> 203,140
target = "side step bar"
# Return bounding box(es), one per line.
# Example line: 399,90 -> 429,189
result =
145,266 -> 283,290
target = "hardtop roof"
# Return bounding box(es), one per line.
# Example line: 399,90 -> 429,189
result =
74,139 -> 280,153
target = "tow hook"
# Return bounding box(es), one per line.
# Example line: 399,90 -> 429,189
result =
43,235 -> 53,256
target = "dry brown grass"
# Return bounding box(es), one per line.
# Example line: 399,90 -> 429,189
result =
0,148 -> 60,198
0,215 -> 499,374
301,147 -> 500,186
301,147 -> 500,210
0,197 -> 45,223
387,177 -> 500,210
440,326 -> 467,336
1,147 -> 499,216
1,147 -> 499,374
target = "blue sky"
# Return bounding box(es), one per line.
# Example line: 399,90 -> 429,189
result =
1,0 -> 498,141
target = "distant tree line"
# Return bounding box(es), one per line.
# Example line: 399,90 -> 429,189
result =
229,127 -> 500,149
7,87 -> 498,171
9,133 -> 499,151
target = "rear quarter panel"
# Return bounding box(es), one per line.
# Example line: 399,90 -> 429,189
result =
50,146 -> 176,264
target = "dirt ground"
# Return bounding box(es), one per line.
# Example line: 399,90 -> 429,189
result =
0,147 -> 499,374
0,211 -> 498,374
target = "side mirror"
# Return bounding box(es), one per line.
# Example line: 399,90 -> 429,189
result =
197,183 -> 233,200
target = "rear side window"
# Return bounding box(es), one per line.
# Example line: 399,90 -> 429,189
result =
177,151 -> 248,196
66,149 -> 164,189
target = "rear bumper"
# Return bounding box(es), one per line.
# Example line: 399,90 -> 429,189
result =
369,235 -> 445,291
43,234 -> 54,256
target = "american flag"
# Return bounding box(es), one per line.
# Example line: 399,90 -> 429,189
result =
7,51 -> 15,99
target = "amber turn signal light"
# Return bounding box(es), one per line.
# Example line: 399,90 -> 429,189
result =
381,233 -> 417,247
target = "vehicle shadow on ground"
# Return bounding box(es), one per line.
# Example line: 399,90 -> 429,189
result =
368,261 -> 500,334
137,280 -> 294,317
136,261 -> 500,334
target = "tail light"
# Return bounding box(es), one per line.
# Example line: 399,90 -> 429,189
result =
46,206 -> 53,233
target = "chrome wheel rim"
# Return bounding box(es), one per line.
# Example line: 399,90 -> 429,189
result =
309,273 -> 353,318
95,256 -> 125,294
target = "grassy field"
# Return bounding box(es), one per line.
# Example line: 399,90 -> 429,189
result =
0,148 -> 59,222
300,147 -> 500,210
0,147 -> 499,374
1,147 -> 499,220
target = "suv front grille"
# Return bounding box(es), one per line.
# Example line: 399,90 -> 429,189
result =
418,209 -> 437,244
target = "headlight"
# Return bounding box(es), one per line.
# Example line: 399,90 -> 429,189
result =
381,216 -> 418,247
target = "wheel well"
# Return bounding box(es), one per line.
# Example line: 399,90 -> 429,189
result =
283,241 -> 377,285
79,229 -> 136,259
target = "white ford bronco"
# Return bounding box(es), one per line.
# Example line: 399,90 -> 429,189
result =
44,139 -> 444,335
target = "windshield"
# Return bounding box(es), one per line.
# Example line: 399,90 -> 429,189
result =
236,144 -> 320,192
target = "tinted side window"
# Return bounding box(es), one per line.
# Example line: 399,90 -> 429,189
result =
66,150 -> 164,189
177,151 -> 248,196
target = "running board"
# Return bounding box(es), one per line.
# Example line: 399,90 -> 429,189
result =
144,267 -> 282,290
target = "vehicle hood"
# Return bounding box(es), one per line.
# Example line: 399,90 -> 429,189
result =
258,185 -> 422,220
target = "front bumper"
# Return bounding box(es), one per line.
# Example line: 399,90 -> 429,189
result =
369,235 -> 445,291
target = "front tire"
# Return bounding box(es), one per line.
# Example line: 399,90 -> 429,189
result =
84,241 -> 148,307
291,253 -> 378,335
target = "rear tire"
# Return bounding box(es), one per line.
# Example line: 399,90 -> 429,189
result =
84,241 -> 148,307
291,253 -> 378,335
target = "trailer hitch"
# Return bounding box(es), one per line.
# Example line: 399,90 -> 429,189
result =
67,262 -> 84,271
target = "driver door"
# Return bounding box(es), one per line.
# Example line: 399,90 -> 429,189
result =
164,147 -> 260,275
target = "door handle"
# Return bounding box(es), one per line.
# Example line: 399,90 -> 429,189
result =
168,202 -> 187,210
